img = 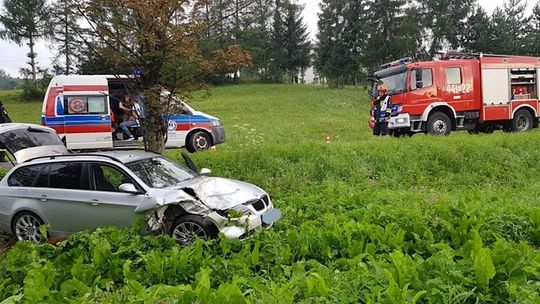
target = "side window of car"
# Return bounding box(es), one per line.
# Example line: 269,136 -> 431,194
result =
8,164 -> 45,187
48,163 -> 89,190
90,163 -> 132,192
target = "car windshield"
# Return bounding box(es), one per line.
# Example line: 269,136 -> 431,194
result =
126,157 -> 196,188
372,65 -> 408,95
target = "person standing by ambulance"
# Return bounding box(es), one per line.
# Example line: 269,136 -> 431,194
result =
372,84 -> 392,136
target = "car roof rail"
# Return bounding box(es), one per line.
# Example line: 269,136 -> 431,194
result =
24,153 -> 123,164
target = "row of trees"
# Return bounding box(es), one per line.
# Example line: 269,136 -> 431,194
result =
315,0 -> 540,88
0,0 -> 312,88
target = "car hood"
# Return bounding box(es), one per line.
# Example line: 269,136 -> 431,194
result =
191,111 -> 219,121
134,177 -> 267,213
182,176 -> 266,210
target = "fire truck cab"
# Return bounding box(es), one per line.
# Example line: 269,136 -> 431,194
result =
41,75 -> 225,152
370,53 -> 540,136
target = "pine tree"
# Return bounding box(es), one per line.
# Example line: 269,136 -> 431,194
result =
51,0 -> 84,75
527,1 -> 540,56
0,0 -> 52,88
421,0 -> 475,56
280,1 -> 311,83
490,0 -> 528,55
315,0 -> 353,88
461,6 -> 493,53
343,0 -> 369,84
243,0 -> 275,81
363,0 -> 408,70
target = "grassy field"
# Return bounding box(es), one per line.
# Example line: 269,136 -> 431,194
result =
1,85 -> 540,302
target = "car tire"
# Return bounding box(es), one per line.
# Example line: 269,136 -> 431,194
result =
170,215 -> 217,245
512,109 -> 534,132
12,212 -> 46,244
427,112 -> 452,136
186,131 -> 211,153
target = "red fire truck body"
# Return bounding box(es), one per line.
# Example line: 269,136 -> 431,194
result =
370,53 -> 540,135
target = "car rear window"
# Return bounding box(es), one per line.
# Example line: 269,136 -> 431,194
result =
8,164 -> 46,187
0,128 -> 63,154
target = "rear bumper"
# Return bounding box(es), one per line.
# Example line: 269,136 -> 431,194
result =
211,125 -> 226,145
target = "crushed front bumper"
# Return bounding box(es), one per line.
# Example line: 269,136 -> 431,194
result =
207,208 -> 282,239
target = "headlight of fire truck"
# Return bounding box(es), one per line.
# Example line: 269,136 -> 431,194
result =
391,104 -> 404,116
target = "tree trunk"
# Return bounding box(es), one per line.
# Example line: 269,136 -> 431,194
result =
64,9 -> 70,74
143,87 -> 167,154
28,35 -> 37,88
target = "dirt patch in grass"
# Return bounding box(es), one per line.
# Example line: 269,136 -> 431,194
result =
0,233 -> 15,254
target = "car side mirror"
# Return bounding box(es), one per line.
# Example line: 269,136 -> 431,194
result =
118,183 -> 140,194
200,168 -> 212,176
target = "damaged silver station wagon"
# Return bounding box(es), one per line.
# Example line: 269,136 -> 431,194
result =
0,123 -> 281,244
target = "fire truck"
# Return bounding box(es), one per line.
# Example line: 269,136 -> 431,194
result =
369,52 -> 540,136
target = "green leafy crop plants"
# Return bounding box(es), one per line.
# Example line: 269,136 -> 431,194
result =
1,84 -> 540,302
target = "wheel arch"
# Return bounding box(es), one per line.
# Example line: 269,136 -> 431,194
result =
162,204 -> 219,233
186,128 -> 214,146
10,209 -> 47,234
422,103 -> 458,130
512,105 -> 538,129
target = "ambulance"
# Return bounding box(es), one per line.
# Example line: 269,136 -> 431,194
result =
41,75 -> 225,152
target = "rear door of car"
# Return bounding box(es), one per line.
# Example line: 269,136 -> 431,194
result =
32,161 -> 100,234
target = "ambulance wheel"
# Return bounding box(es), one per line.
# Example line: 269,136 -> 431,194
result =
512,109 -> 533,132
186,131 -> 211,153
427,112 -> 451,136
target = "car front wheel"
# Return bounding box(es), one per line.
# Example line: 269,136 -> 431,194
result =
171,215 -> 217,245
12,212 -> 45,243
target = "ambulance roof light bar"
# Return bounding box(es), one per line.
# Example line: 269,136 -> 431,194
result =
380,57 -> 413,70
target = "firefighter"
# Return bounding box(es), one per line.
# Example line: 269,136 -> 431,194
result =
372,84 -> 392,136
0,101 -> 12,124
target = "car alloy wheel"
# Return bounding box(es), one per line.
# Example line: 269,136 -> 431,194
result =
172,221 -> 208,245
14,213 -> 44,243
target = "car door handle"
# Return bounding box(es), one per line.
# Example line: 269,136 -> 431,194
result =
87,199 -> 100,206
40,195 -> 48,202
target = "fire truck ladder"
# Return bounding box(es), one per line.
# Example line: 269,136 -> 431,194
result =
442,51 -> 539,60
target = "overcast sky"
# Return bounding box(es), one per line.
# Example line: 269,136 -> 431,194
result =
0,0 -> 530,77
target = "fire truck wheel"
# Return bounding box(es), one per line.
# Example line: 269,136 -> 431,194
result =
427,112 -> 452,136
186,131 -> 211,153
512,109 -> 534,132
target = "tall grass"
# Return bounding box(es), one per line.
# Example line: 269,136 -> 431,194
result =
1,84 -> 540,302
